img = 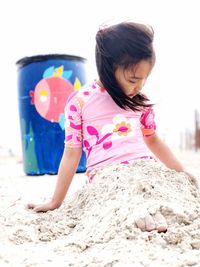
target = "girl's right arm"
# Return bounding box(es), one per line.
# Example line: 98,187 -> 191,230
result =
27,146 -> 82,212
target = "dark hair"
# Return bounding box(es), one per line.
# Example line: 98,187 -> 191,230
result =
95,21 -> 155,111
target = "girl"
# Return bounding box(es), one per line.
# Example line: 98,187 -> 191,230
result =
28,21 -> 198,232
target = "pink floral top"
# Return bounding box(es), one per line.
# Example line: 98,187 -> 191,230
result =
64,81 -> 156,177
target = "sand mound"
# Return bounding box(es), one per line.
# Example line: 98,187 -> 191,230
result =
4,159 -> 200,266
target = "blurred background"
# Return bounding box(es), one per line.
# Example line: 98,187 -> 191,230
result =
0,0 -> 200,158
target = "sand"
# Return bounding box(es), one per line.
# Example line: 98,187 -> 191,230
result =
1,150 -> 200,267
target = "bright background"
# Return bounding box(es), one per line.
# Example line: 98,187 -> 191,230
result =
0,0 -> 199,155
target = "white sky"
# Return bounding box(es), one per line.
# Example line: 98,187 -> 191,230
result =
0,0 -> 199,154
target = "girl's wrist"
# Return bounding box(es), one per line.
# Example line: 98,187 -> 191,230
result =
51,199 -> 62,209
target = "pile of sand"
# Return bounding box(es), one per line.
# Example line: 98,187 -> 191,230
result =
2,159 -> 200,266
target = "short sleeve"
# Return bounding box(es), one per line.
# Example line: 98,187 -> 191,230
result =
64,92 -> 83,148
140,107 -> 156,137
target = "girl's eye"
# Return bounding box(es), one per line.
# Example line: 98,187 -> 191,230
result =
129,80 -> 137,84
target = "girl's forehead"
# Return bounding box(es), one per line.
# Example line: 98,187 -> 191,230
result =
126,61 -> 152,79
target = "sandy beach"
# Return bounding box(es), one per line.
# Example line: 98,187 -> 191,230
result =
0,149 -> 200,267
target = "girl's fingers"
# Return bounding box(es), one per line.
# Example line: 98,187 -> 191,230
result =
134,217 -> 146,231
33,205 -> 51,212
145,214 -> 156,231
135,212 -> 168,233
154,213 -> 168,233
26,203 -> 46,212
33,206 -> 45,212
26,203 -> 37,209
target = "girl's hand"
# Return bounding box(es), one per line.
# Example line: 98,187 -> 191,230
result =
184,170 -> 199,189
134,212 -> 167,233
26,201 -> 60,212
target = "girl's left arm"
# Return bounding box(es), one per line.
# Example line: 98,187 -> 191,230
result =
144,134 -> 199,188
144,133 -> 184,171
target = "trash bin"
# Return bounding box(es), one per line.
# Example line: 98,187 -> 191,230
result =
16,54 -> 87,175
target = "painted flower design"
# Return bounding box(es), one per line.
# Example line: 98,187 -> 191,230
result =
102,114 -> 136,140
140,108 -> 156,128
145,112 -> 154,125
140,108 -> 156,137
113,121 -> 132,136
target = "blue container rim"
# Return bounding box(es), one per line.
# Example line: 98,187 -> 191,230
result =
16,54 -> 87,68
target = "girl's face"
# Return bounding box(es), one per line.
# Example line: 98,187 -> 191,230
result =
115,60 -> 152,97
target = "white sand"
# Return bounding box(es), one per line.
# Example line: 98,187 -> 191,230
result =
0,150 -> 200,267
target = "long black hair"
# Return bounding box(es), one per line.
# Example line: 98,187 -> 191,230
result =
95,21 -> 155,111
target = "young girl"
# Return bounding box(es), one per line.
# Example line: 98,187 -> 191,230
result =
28,21 -> 198,232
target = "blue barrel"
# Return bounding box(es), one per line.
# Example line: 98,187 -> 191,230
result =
16,54 -> 87,175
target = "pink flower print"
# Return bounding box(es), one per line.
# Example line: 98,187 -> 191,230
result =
140,108 -> 155,127
87,126 -> 99,137
83,91 -> 90,96
113,122 -> 131,136
101,114 -> 136,140
121,161 -> 129,164
92,83 -> 97,89
70,121 -> 82,130
65,133 -> 82,145
140,108 -> 156,136
70,105 -> 77,112
145,113 -> 154,125
65,104 -> 81,129
65,134 -> 73,141
103,141 -> 112,149
84,125 -> 112,157
76,136 -> 82,142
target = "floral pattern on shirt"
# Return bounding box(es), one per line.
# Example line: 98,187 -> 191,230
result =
64,81 -> 156,173
83,125 -> 112,157
101,114 -> 137,140
140,108 -> 156,137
